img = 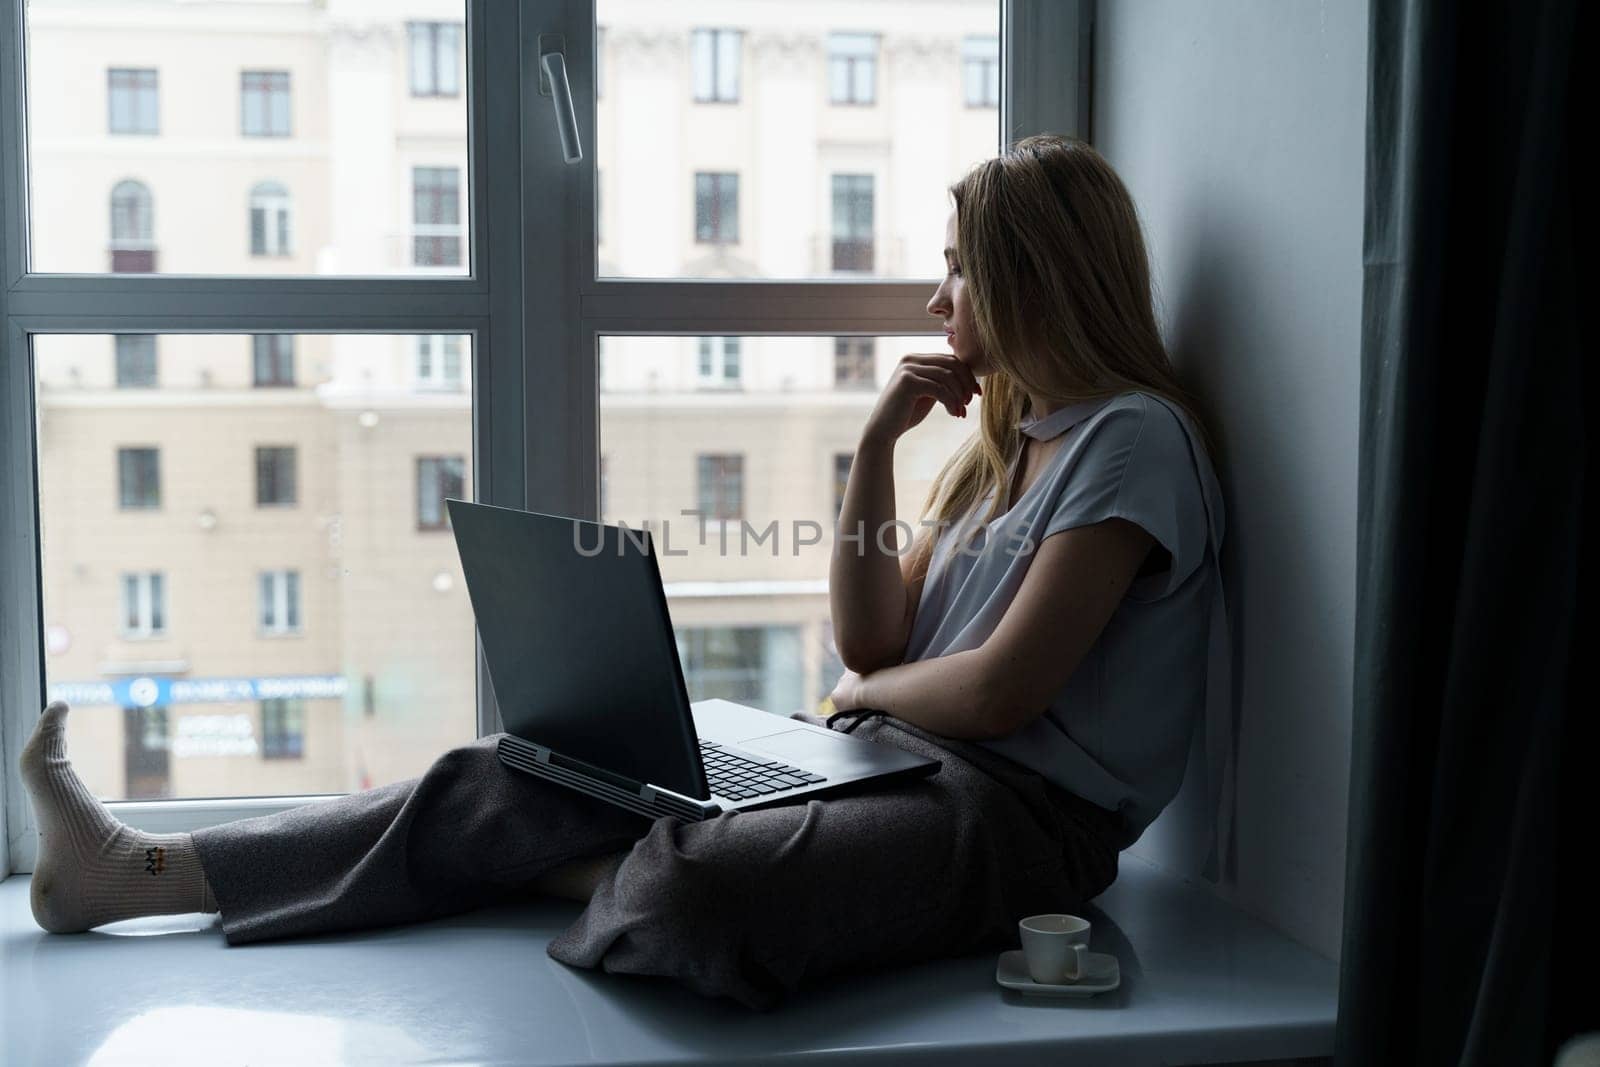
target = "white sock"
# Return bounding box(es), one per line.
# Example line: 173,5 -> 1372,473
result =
19,701 -> 218,933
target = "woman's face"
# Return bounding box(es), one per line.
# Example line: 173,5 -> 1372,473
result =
926,208 -> 990,376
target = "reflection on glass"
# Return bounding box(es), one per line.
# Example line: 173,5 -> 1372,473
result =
26,0 -> 470,275
34,333 -> 475,801
598,334 -> 975,719
597,0 -> 1000,280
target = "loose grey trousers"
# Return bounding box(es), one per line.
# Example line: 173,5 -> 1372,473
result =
190,711 -> 1123,1011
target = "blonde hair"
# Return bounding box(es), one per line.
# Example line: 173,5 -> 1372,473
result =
905,134 -> 1211,584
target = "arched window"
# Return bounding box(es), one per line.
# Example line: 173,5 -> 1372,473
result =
109,180 -> 155,272
249,181 -> 292,257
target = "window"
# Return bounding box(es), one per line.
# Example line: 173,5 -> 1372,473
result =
120,572 -> 166,637
963,36 -> 1000,107
408,22 -> 462,97
696,454 -> 744,521
694,172 -> 739,244
109,180 -> 155,273
241,71 -> 291,137
123,706 -> 171,799
261,699 -> 306,760
248,182 -> 291,257
413,166 -> 462,267
831,174 -> 875,272
252,335 -> 294,387
114,335 -> 157,388
696,337 -> 741,387
828,33 -> 878,105
690,28 -> 741,102
416,335 -> 464,390
258,570 -> 302,635
834,337 -> 876,388
417,456 -> 465,530
107,68 -> 158,134
675,626 -> 805,712
117,447 -> 160,509
676,626 -> 764,704
833,452 -> 853,518
255,446 -> 297,507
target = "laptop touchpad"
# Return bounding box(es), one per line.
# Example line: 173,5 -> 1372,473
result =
738,728 -> 863,769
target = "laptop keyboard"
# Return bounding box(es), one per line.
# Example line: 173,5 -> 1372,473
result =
698,739 -> 826,800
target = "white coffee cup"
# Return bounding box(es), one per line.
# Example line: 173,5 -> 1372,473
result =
1018,913 -> 1092,984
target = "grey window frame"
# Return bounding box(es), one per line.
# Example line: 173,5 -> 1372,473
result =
0,0 -> 1089,875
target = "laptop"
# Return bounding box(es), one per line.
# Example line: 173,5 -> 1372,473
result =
446,499 -> 940,822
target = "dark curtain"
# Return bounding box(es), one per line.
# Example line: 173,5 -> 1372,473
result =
1338,0 -> 1592,1065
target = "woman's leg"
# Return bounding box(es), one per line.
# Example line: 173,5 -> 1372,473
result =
19,701 -> 653,940
546,713 -> 1120,1011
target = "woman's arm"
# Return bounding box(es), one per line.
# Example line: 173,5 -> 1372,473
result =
832,517 -> 1155,740
829,435 -> 917,672
829,353 -> 979,672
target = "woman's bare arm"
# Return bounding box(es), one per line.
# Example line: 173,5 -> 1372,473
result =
834,518 -> 1155,739
829,435 -> 917,672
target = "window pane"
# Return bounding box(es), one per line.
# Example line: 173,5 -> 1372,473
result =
35,333 -> 476,801
597,1 -> 998,279
25,4 -> 470,275
599,334 -> 971,718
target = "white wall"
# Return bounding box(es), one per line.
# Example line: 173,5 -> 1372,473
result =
1094,0 -> 1367,959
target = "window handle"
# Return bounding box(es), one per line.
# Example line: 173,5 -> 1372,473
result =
538,35 -> 582,164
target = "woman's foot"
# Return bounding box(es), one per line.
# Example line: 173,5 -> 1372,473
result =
19,701 -> 217,932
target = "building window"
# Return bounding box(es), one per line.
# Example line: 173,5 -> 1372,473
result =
108,68 -> 158,134
413,166 -> 462,267
417,456 -> 465,530
691,28 -> 740,103
675,626 -> 765,704
416,335 -> 464,390
833,337 -> 876,388
255,446 -> 297,506
109,179 -> 155,273
831,174 -> 875,272
696,337 -> 741,387
117,447 -> 160,509
249,181 -> 292,257
259,570 -> 302,635
252,335 -> 294,387
694,172 -> 739,244
123,706 -> 171,799
114,335 -> 157,388
408,22 -> 462,97
261,699 -> 306,760
833,452 -> 853,519
828,33 -> 878,105
120,572 -> 166,637
962,36 -> 1000,107
241,70 -> 291,137
696,453 -> 743,521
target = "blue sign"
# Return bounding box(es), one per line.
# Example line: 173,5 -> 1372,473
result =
47,674 -> 348,708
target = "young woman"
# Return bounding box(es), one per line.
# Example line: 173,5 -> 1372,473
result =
19,134 -> 1225,1012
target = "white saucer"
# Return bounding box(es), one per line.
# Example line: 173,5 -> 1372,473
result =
995,949 -> 1121,997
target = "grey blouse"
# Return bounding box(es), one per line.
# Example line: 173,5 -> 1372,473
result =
903,391 -> 1229,846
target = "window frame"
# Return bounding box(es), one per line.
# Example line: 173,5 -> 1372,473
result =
240,69 -> 292,138
0,0 -> 1090,873
258,568 -> 303,636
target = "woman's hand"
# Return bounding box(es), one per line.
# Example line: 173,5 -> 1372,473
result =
828,669 -> 867,713
861,353 -> 983,447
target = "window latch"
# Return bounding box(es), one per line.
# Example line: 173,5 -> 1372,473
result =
537,33 -> 582,164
